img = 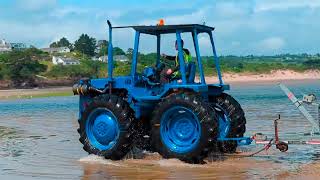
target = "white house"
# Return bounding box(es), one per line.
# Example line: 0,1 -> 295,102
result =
11,43 -> 28,50
0,39 -> 12,53
98,55 -> 129,62
114,55 -> 129,62
42,47 -> 70,54
98,55 -> 108,62
91,56 -> 100,61
52,56 -> 80,65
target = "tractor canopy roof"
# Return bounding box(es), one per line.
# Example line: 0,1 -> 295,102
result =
113,24 -> 215,35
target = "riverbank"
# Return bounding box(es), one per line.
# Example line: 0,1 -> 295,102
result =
0,87 -> 72,100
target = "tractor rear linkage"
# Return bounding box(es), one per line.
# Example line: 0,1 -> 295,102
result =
219,115 -> 289,153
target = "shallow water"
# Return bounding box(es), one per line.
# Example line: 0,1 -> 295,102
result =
0,80 -> 320,179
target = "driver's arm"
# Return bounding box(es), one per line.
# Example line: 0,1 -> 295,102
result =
172,65 -> 180,73
162,54 -> 176,61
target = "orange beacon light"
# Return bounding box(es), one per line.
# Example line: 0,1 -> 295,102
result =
158,19 -> 165,26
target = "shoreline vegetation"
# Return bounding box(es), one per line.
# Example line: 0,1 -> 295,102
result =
0,72 -> 318,100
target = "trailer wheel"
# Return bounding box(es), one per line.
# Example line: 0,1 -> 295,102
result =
276,141 -> 288,152
210,93 -> 246,153
151,93 -> 218,163
78,94 -> 135,160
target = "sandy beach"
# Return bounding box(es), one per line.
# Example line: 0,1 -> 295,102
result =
207,70 -> 320,84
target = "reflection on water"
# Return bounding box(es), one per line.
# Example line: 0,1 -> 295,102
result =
0,80 -> 320,179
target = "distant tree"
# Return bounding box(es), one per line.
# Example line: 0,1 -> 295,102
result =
4,51 -> 47,87
50,37 -> 71,48
113,47 -> 125,55
303,59 -> 320,69
74,34 -> 96,57
126,48 -> 134,60
98,40 -> 109,57
58,37 -> 71,47
99,46 -> 108,57
0,53 -> 9,79
126,48 -> 133,55
49,42 -> 58,48
97,40 -> 108,47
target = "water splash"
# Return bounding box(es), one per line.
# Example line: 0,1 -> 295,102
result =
79,155 -> 127,167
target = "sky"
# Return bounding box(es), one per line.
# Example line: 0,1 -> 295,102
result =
0,0 -> 319,55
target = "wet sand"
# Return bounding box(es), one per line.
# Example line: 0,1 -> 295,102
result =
277,162 -> 320,179
79,150 -> 320,180
80,153 -> 284,180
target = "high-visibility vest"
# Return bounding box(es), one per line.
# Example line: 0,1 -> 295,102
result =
173,51 -> 192,78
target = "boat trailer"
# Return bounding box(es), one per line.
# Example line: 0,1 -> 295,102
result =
230,83 -> 320,153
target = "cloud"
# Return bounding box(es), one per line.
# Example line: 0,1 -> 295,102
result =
50,6 -> 90,18
231,41 -> 240,47
139,7 -> 208,25
254,0 -> 320,12
258,37 -> 285,52
16,0 -> 57,11
198,35 -> 211,49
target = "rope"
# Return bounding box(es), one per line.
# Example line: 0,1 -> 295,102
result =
246,138 -> 273,157
212,139 -> 274,158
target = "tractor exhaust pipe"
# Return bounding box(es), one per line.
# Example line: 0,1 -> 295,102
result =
107,20 -> 113,80
72,83 -> 108,96
107,20 -> 113,94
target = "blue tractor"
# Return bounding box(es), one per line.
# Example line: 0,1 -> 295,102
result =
73,21 -> 247,163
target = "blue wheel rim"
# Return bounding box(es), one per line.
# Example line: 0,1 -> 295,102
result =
86,108 -> 120,151
215,106 -> 231,139
160,106 -> 201,153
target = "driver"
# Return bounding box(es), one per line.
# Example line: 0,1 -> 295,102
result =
161,39 -> 192,79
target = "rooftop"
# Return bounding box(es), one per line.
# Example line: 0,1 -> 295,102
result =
59,57 -> 79,63
113,24 -> 215,35
42,47 -> 69,51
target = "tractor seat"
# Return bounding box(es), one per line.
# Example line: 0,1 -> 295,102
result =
186,62 -> 196,83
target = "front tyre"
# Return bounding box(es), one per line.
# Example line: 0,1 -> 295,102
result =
78,94 -> 135,160
151,93 -> 218,163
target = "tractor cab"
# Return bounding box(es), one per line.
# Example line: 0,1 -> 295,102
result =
105,21 -> 229,100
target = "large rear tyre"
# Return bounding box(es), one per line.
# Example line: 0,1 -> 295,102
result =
151,93 -> 218,163
78,94 -> 135,160
209,93 -> 246,153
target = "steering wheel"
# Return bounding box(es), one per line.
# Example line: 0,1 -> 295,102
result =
141,64 -> 164,86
